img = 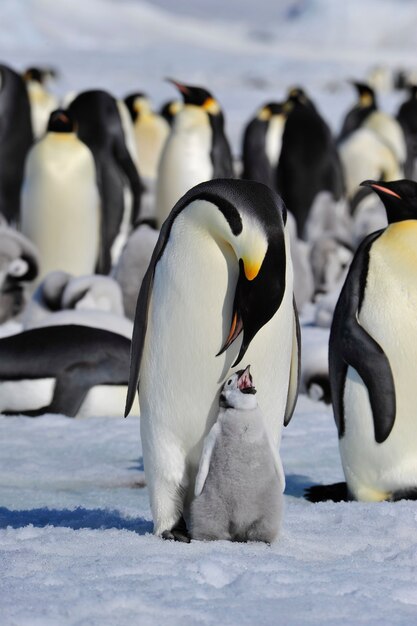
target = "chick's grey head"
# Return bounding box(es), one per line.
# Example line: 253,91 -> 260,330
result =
219,365 -> 257,411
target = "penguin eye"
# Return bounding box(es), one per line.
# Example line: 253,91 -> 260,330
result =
227,380 -> 232,386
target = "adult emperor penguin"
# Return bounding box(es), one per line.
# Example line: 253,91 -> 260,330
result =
20,109 -> 101,283
0,63 -> 33,224
124,93 -> 170,180
241,102 -> 286,188
125,178 -> 300,541
325,179 -> 417,502
276,87 -> 344,239
339,81 -> 406,168
68,90 -> 144,273
191,366 -> 284,543
23,66 -> 59,139
155,80 -> 234,228
0,324 -> 138,418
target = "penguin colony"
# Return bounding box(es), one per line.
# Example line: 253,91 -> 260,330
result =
1,58 -> 417,542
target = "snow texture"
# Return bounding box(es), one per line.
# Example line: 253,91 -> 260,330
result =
2,1 -> 417,624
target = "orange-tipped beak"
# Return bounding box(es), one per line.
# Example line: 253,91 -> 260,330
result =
216,311 -> 243,357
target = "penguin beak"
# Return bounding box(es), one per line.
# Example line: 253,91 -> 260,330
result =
216,311 -> 244,358
360,180 -> 402,200
165,78 -> 190,97
237,365 -> 256,394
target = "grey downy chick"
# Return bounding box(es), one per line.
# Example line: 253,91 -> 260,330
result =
190,365 -> 284,543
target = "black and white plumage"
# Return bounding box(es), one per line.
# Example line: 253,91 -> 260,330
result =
23,66 -> 59,139
276,87 -> 344,239
241,102 -> 286,188
397,85 -> 417,178
125,178 -> 300,540
155,80 -> 234,227
68,90 -> 144,273
327,179 -> 417,502
190,366 -> 284,543
0,63 -> 33,225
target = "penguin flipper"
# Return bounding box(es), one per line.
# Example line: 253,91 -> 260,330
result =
330,230 -> 396,444
194,421 -> 221,497
283,298 -> 301,426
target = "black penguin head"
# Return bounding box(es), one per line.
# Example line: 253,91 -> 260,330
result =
124,92 -> 148,121
257,102 -> 284,120
159,99 -> 182,125
351,81 -> 377,108
285,86 -> 315,112
23,66 -> 57,84
361,179 -> 417,223
47,109 -> 75,133
166,79 -> 221,115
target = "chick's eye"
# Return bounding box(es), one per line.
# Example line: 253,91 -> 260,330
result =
227,380 -> 232,386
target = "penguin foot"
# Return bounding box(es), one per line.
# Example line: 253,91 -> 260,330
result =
304,482 -> 350,502
161,516 -> 191,543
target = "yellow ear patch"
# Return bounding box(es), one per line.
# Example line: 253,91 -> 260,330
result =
258,107 -> 271,121
359,92 -> 373,107
203,97 -> 220,114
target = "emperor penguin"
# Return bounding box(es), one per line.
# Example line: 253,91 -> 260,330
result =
276,87 -> 344,239
68,90 -> 144,273
190,366 -> 284,543
241,102 -> 286,188
327,179 -> 417,502
397,84 -> 417,178
155,80 -> 234,227
124,93 -> 170,180
0,63 -> 33,224
23,66 -> 59,140
0,323 -> 138,418
20,110 -> 101,283
125,178 -> 300,541
159,99 -> 182,126
339,81 -> 406,169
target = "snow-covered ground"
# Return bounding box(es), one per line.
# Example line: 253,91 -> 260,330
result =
2,1 -> 417,624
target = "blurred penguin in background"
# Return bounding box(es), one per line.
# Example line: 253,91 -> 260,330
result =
112,219 -> 159,320
0,63 -> 33,225
397,84 -> 417,179
241,102 -> 286,188
69,90 -> 144,273
159,99 -> 182,126
0,224 -> 39,323
276,87 -> 344,239
124,93 -> 170,181
155,79 -> 234,227
339,81 -> 406,171
23,66 -> 59,139
21,109 -> 100,283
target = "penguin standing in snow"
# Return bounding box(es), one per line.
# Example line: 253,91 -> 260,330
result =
21,109 -> 101,282
124,93 -> 170,180
241,102 -> 286,188
155,80 -> 234,227
339,81 -> 406,169
69,90 -> 144,273
23,66 -> 58,139
311,179 -> 417,503
191,366 -> 284,543
125,178 -> 300,541
276,87 -> 344,239
0,63 -> 33,224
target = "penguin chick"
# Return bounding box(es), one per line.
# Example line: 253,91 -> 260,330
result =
190,366 -> 284,543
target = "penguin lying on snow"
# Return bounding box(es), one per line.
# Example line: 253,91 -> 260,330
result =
307,179 -> 417,503
125,178 -> 300,541
191,366 -> 284,543
0,324 -> 138,418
